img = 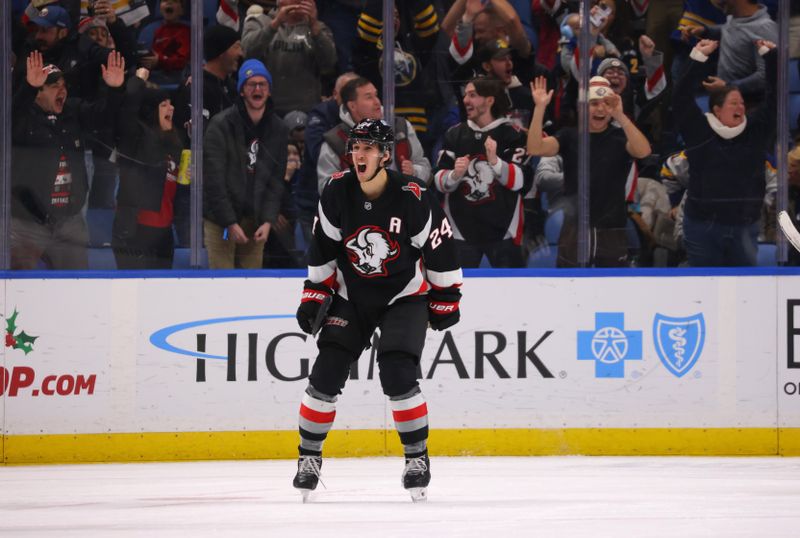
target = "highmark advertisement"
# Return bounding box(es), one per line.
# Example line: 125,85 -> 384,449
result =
1,276 -> 778,445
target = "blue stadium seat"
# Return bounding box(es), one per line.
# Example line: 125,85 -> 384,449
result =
527,244 -> 558,268
789,94 -> 800,131
172,248 -> 209,269
136,20 -> 161,50
87,208 -> 114,248
757,243 -> 777,266
88,247 -> 117,270
790,58 -> 800,93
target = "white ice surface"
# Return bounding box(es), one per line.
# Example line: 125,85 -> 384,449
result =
2,456 -> 800,537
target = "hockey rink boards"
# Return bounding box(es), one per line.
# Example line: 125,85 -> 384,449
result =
1,271 -> 799,462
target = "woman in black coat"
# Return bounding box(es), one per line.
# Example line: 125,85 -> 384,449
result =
672,38 -> 777,267
112,68 -> 184,269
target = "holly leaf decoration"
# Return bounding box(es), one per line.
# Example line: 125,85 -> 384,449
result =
6,309 -> 19,335
3,309 -> 37,354
14,331 -> 38,355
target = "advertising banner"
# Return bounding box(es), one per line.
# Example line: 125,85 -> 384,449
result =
0,276 -> 780,440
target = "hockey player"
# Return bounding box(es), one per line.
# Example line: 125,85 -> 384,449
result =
293,119 -> 463,502
433,76 -> 532,268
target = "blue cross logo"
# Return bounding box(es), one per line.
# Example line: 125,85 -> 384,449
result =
577,313 -> 642,378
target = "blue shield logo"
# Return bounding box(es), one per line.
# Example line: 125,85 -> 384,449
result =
653,313 -> 705,378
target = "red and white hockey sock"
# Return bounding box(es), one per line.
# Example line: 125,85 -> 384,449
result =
298,387 -> 337,455
390,388 -> 429,455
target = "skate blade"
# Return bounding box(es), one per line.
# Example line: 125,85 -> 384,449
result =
298,489 -> 314,503
408,487 -> 427,503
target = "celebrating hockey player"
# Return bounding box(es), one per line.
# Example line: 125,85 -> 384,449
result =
293,119 -> 463,502
433,76 -> 533,268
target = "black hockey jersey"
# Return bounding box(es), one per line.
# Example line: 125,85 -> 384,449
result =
433,118 -> 532,245
308,169 -> 462,308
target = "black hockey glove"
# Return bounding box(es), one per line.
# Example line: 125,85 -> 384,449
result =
427,287 -> 461,331
296,280 -> 333,335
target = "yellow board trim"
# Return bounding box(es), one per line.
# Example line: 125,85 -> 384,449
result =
4,428 -> 800,464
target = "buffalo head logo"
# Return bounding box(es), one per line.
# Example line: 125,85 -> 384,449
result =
461,158 -> 495,203
345,225 -> 400,277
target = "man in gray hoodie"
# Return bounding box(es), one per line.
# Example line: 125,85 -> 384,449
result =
700,0 -> 777,101
242,0 -> 337,117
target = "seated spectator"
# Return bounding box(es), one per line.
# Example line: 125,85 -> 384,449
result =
203,59 -> 288,269
242,0 -> 337,117
11,50 -> 125,270
527,75 -> 651,267
113,68 -> 183,269
316,76 -> 431,192
138,0 -> 191,82
672,38 -> 777,267
433,77 -> 532,268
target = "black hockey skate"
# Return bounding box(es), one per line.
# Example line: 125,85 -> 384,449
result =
401,452 -> 430,502
293,455 -> 324,502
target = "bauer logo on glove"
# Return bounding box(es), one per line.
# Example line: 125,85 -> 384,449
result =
302,290 -> 329,303
296,280 -> 333,335
427,287 -> 461,331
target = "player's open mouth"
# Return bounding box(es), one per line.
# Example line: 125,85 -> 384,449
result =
357,163 -> 367,173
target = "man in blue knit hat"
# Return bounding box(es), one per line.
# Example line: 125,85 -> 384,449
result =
203,59 -> 289,269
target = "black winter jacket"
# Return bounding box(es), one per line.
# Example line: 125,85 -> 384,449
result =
114,76 -> 183,234
203,100 -> 288,227
672,50 -> 776,225
11,81 -> 123,225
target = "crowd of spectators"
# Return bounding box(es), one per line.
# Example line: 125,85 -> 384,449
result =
7,0 -> 797,270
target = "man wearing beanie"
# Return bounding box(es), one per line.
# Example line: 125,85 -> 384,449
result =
203,59 -> 288,269
527,75 -> 651,268
174,24 -> 243,140
596,36 -> 667,143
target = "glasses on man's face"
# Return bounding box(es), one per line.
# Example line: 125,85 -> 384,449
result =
244,81 -> 268,90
